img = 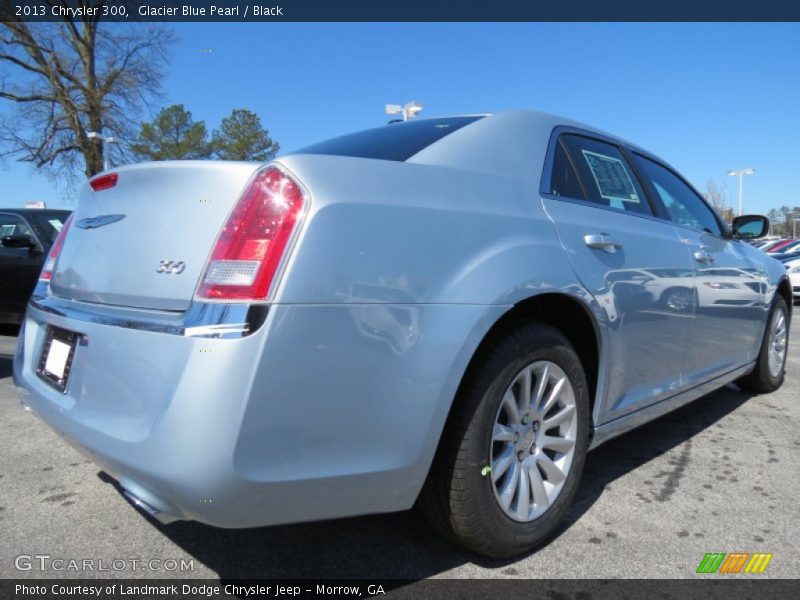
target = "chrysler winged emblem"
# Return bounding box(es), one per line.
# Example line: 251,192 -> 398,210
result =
74,214 -> 126,229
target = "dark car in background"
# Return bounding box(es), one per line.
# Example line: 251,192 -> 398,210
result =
0,209 -> 71,325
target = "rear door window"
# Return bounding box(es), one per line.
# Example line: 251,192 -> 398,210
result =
554,134 -> 653,216
550,142 -> 586,200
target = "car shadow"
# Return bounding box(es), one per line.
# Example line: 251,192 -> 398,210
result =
0,323 -> 21,336
0,356 -> 11,380
0,324 -> 19,380
127,383 -> 754,581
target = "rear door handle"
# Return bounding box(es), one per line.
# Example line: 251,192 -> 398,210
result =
584,233 -> 623,254
693,249 -> 715,264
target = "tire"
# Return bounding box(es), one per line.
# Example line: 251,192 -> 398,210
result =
418,321 -> 590,558
737,296 -> 790,393
662,287 -> 694,313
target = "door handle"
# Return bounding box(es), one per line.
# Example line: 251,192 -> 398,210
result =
693,249 -> 716,264
584,233 -> 623,254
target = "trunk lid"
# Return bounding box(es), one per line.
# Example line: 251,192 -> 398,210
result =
51,161 -> 260,311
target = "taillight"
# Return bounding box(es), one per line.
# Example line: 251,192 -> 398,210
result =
89,172 -> 118,191
40,213 -> 74,282
196,166 -> 306,302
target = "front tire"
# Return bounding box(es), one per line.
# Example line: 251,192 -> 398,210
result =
738,296 -> 790,393
418,321 -> 590,558
663,286 -> 694,312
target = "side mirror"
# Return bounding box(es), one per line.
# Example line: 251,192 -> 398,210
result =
1,234 -> 36,249
731,215 -> 769,240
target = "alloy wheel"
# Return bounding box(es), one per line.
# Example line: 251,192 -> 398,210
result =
489,361 -> 578,522
767,309 -> 788,378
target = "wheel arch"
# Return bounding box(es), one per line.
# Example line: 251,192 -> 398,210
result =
436,291 -> 603,457
776,277 -> 793,319
416,290 -> 605,506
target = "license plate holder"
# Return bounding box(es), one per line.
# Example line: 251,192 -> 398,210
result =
36,326 -> 79,393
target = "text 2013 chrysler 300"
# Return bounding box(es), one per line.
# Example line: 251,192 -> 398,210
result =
14,111 -> 791,557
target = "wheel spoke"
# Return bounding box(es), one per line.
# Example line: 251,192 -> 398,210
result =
492,447 -> 514,483
518,366 -> 532,414
531,364 -> 549,415
492,422 -> 515,443
543,405 -> 575,429
528,464 -> 549,508
539,435 -> 575,454
498,461 -> 520,509
540,376 -> 565,417
515,463 -> 530,520
502,391 -> 521,424
537,453 -> 566,484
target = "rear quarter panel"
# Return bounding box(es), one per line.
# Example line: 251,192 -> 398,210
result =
275,153 -> 584,307
226,148 -> 606,516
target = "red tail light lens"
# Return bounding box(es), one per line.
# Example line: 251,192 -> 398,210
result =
40,213 -> 74,282
89,172 -> 118,191
196,166 -> 306,301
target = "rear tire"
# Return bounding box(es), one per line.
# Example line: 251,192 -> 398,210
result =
418,321 -> 590,558
738,296 -> 789,393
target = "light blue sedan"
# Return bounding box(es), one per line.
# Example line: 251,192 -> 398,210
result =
14,110 -> 791,557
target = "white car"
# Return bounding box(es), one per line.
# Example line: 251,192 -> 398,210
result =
786,258 -> 800,300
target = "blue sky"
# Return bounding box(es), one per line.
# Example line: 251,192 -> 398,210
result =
3,23 -> 799,215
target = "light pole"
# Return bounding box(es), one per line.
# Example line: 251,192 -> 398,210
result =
385,100 -> 423,122
86,131 -> 116,171
727,167 -> 754,216
790,213 -> 800,239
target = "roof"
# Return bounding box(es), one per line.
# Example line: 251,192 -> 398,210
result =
0,208 -> 71,216
407,109 -> 674,181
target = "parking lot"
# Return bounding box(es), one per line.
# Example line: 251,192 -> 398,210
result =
1,321 -> 798,580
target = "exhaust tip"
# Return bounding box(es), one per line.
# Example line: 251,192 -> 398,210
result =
122,489 -> 180,525
97,472 -> 181,525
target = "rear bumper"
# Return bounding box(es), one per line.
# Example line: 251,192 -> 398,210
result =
14,295 -> 268,526
14,292 -> 498,529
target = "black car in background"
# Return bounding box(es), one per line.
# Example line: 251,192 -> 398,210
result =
0,209 -> 71,325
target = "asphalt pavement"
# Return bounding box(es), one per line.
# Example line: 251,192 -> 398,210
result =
1,321 -> 798,579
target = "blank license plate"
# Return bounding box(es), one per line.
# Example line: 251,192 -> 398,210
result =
36,326 -> 79,392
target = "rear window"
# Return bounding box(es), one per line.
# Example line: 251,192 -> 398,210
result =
294,116 -> 484,162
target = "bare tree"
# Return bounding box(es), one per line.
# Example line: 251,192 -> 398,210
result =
705,179 -> 728,216
0,5 -> 174,186
703,179 -> 736,224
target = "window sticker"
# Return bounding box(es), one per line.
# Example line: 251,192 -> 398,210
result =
49,219 -> 64,232
0,224 -> 16,236
581,149 -> 640,205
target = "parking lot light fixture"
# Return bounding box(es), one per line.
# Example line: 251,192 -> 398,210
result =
385,100 -> 423,121
727,167 -> 755,216
86,130 -> 116,171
